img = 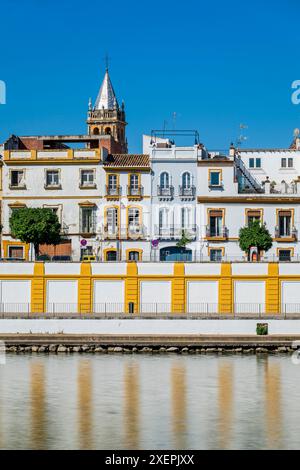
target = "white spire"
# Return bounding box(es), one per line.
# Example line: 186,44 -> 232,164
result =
94,69 -> 118,110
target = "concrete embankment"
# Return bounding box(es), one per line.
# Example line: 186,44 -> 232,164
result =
1,334 -> 300,354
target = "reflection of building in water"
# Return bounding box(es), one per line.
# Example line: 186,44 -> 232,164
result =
264,361 -> 282,448
171,364 -> 187,448
77,360 -> 93,449
30,362 -> 46,449
218,362 -> 233,449
123,362 -> 140,449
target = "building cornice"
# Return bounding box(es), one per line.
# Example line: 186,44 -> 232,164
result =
198,196 -> 300,204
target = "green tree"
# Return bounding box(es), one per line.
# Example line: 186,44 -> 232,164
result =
239,220 -> 272,260
10,208 -> 61,259
176,229 -> 192,248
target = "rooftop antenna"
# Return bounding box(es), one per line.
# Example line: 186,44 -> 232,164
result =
236,123 -> 248,148
172,112 -> 177,130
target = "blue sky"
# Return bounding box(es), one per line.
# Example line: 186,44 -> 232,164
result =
0,0 -> 299,153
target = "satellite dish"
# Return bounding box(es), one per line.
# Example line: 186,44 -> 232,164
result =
294,128 -> 300,138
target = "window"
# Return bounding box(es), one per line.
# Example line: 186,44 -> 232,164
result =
46,170 -> 60,187
278,250 -> 292,262
129,174 -> 141,196
106,207 -> 118,235
128,208 -> 140,227
256,158 -> 261,168
181,207 -> 191,229
128,251 -> 140,261
209,210 -> 223,237
281,158 -> 287,168
8,246 -> 24,259
81,170 -> 95,187
247,210 -> 262,226
10,170 -> 25,188
249,158 -> 255,168
278,211 -> 291,237
106,250 -> 117,261
160,172 -> 170,188
107,174 -> 119,195
182,172 -> 191,189
288,158 -> 293,168
210,249 -> 223,262
209,171 -> 221,187
80,207 -> 95,234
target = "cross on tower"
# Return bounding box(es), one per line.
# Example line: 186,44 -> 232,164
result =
104,53 -> 111,71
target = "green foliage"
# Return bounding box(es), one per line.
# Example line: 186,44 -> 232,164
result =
239,220 -> 272,256
10,208 -> 61,257
256,323 -> 268,335
176,230 -> 192,248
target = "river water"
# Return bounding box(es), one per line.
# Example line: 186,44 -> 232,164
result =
0,353 -> 299,450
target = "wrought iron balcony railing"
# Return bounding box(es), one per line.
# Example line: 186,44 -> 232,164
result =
206,225 -> 228,238
157,185 -> 174,198
155,225 -> 197,240
127,185 -> 144,197
105,185 -> 122,197
275,226 -> 297,240
179,185 -> 196,197
103,224 -> 147,239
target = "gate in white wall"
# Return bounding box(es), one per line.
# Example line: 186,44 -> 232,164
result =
46,280 -> 78,313
93,280 -> 125,313
0,280 -> 31,313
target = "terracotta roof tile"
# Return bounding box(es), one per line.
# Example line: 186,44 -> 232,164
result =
104,154 -> 150,168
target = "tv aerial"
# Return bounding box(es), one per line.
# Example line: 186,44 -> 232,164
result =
236,123 -> 248,147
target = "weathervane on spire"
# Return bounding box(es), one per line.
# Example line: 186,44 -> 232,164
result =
104,53 -> 110,71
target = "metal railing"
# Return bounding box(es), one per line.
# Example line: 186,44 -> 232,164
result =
206,225 -> 228,238
127,185 -> 144,197
155,225 -> 197,240
102,224 -> 148,239
105,185 -> 122,197
157,185 -> 174,198
179,185 -> 196,197
2,302 -> 300,318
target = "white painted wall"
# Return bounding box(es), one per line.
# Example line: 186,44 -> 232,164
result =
46,280 -> 78,313
140,281 -> 171,312
187,281 -> 219,313
234,281 -> 265,313
93,280 -> 125,313
1,318 -> 300,334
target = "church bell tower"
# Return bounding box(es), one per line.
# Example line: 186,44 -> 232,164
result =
87,68 -> 127,153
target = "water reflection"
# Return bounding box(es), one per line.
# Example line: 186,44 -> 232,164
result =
171,365 -> 187,448
217,361 -> 233,449
264,362 -> 282,449
123,363 -> 140,449
0,354 -> 299,449
77,360 -> 93,449
30,362 -> 46,449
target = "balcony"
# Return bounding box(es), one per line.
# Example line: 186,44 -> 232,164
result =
127,185 -> 144,199
206,225 -> 228,240
155,225 -> 197,240
274,226 -> 297,242
105,185 -> 122,199
157,185 -> 174,200
103,224 -> 147,240
179,185 -> 196,199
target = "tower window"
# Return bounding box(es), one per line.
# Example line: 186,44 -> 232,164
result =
93,127 -> 100,135
105,127 -> 111,135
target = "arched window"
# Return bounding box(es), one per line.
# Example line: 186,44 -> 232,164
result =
182,172 -> 191,189
106,207 -> 118,235
105,127 -> 111,135
93,127 -> 100,135
160,172 -> 170,189
106,250 -> 117,261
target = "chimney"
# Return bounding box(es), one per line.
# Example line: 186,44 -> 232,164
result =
264,176 -> 271,194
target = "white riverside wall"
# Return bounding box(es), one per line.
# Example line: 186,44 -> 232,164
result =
0,319 -> 300,335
